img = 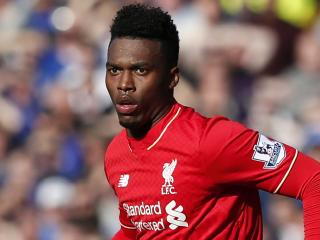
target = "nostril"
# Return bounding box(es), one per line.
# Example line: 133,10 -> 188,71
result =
117,71 -> 135,92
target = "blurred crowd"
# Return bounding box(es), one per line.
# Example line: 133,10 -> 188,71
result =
1,0 -> 320,239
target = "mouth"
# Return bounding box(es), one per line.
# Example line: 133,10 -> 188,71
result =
115,95 -> 138,115
115,104 -> 138,114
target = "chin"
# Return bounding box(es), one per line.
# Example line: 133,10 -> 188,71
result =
118,115 -> 151,133
118,116 -> 140,129
119,120 -> 138,129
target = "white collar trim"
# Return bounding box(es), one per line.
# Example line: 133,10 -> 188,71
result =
147,106 -> 181,151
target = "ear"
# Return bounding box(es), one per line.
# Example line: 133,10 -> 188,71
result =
169,67 -> 179,89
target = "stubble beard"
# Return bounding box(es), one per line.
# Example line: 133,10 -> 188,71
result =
118,114 -> 152,138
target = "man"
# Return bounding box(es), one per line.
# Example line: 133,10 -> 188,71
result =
105,4 -> 320,240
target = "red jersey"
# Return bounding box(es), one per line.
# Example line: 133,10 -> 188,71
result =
105,103 -> 298,239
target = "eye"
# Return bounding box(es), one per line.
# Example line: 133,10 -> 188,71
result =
108,67 -> 120,75
135,67 -> 147,75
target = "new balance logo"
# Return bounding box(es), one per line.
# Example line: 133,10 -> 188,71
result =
165,200 -> 188,230
118,174 -> 129,187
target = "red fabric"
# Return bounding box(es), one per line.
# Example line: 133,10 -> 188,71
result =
105,104 -> 264,239
113,228 -> 136,240
105,103 -> 320,239
278,153 -> 320,239
302,173 -> 320,239
199,117 -> 297,192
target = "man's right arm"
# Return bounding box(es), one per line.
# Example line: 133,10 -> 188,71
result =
112,204 -> 137,239
105,141 -> 137,239
113,227 -> 136,240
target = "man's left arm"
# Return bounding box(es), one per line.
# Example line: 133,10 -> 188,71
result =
274,152 -> 320,239
200,117 -> 320,239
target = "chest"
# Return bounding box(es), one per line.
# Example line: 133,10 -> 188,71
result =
106,136 -> 263,240
107,145 -> 214,230
110,147 -> 209,202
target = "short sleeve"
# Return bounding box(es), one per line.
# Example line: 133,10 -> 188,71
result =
199,117 -> 298,193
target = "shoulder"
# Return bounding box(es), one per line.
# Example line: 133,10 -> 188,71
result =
104,130 -> 128,182
175,104 -> 207,129
203,116 -> 248,135
175,104 -> 250,139
171,105 -> 207,139
199,114 -> 254,151
105,130 -> 127,163
172,104 -> 241,139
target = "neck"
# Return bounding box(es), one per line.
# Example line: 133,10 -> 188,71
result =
128,99 -> 175,139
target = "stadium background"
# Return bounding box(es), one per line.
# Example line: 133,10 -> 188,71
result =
1,0 -> 320,239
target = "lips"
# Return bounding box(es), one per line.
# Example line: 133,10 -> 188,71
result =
116,104 -> 138,114
115,95 -> 138,114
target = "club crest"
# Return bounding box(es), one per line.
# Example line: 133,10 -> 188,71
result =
161,159 -> 177,195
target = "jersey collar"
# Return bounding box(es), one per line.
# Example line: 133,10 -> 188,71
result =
126,102 -> 182,152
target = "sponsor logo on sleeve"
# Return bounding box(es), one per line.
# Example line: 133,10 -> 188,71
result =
252,134 -> 286,169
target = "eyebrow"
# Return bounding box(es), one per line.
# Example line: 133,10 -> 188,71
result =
106,62 -> 116,67
106,61 -> 153,68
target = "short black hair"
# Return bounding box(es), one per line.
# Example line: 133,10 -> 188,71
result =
110,4 -> 179,68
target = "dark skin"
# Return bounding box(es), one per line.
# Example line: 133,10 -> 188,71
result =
105,37 -> 179,138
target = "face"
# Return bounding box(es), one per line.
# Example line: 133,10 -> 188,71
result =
106,38 -> 178,135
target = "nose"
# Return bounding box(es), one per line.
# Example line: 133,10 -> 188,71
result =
118,70 -> 135,93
